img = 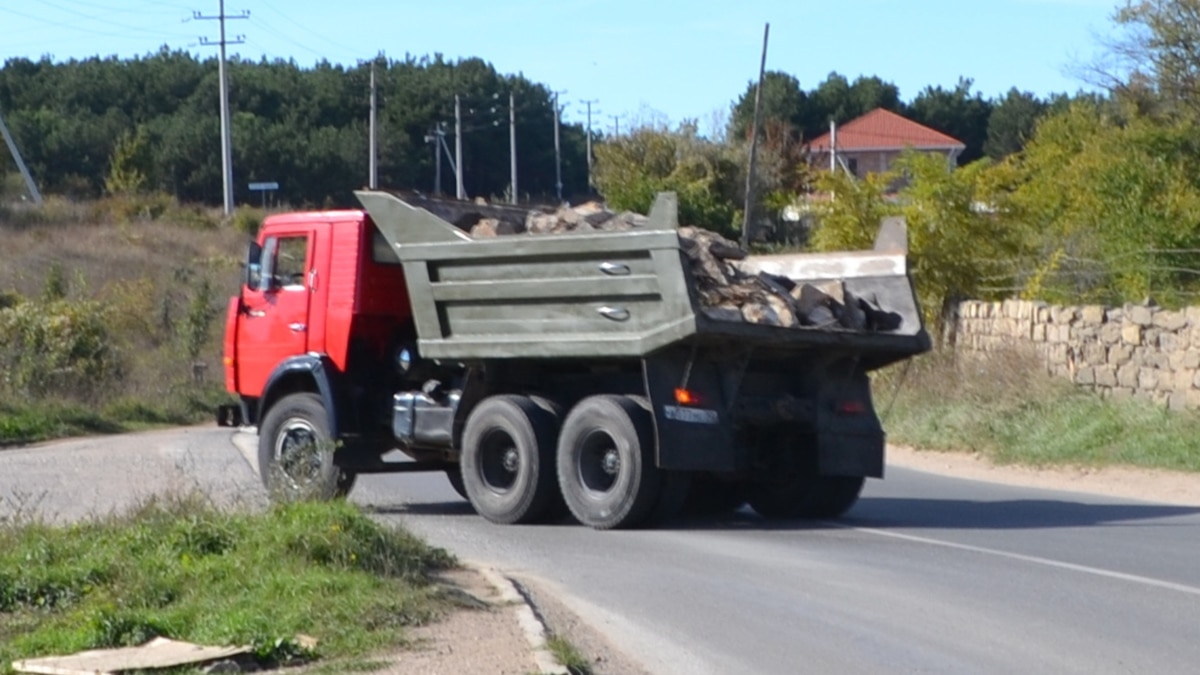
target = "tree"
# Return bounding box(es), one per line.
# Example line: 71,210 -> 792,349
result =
593,123 -> 740,236
908,78 -> 993,163
1095,0 -> 1200,117
807,72 -> 903,138
0,52 -> 591,206
993,100 -> 1200,305
812,151 -> 1022,331
984,88 -> 1048,159
728,71 -> 806,142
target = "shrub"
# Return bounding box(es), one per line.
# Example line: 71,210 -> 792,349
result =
231,206 -> 265,236
0,297 -> 124,400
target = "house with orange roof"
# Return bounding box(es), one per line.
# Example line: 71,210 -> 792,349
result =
806,108 -> 965,178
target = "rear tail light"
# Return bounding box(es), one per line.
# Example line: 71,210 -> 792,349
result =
837,400 -> 866,415
674,388 -> 701,406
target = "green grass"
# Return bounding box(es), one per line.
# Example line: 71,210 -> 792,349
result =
878,349 -> 1200,472
546,634 -> 592,675
0,498 -> 456,673
0,385 -> 233,447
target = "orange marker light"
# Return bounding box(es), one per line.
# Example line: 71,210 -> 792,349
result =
223,356 -> 234,367
674,388 -> 699,406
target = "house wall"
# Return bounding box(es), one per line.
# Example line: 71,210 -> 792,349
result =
809,149 -> 955,178
953,299 -> 1200,410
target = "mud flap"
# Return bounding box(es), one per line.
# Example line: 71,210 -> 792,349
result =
643,353 -> 738,472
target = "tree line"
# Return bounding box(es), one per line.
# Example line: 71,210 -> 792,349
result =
0,50 -> 590,207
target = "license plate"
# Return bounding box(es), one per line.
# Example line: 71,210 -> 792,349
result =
663,405 -> 719,425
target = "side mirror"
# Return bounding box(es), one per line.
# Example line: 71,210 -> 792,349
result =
244,241 -> 263,290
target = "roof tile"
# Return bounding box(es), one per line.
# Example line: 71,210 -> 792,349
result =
808,108 -> 964,152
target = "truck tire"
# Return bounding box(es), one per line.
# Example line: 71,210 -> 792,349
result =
460,395 -> 561,524
748,475 -> 865,519
258,393 -> 348,501
445,468 -> 468,500
557,395 -> 662,529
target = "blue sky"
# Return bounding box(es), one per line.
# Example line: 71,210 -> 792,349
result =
1,0 -> 1119,133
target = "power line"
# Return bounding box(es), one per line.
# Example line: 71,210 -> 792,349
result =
26,0 -> 194,38
0,5 -> 192,42
253,0 -> 363,60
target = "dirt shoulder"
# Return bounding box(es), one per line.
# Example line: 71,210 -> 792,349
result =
887,445 -> 1200,506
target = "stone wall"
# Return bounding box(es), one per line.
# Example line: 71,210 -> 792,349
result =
954,299 -> 1200,410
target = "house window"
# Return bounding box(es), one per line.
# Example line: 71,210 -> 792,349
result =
846,158 -> 859,177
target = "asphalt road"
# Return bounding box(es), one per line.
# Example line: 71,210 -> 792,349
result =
4,427 -> 1199,674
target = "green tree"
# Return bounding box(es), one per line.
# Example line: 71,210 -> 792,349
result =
813,152 -> 1021,330
728,71 -> 807,142
593,123 -> 740,236
1099,0 -> 1200,117
984,88 -> 1048,159
104,127 -> 150,195
908,78 -> 993,163
994,101 -> 1200,304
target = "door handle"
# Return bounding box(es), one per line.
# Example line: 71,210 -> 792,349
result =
288,322 -> 307,333
597,306 -> 630,322
598,261 -> 631,276
246,309 -> 266,318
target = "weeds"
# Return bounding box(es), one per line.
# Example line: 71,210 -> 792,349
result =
0,498 -> 456,672
879,347 -> 1200,472
546,635 -> 593,675
0,199 -> 245,444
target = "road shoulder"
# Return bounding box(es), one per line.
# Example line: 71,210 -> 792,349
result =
887,444 -> 1200,506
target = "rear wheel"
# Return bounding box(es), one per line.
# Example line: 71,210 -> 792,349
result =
460,395 -> 561,524
258,393 -> 350,501
747,475 -> 865,519
557,395 -> 662,529
445,468 -> 468,500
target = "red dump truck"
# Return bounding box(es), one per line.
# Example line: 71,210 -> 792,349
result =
218,190 -> 929,529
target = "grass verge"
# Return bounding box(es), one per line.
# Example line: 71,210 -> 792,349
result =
546,634 -> 592,675
877,348 -> 1200,472
0,385 -> 231,447
0,497 -> 456,673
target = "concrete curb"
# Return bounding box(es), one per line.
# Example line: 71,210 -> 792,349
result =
475,565 -> 569,675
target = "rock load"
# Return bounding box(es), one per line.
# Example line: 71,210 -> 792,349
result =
468,202 -> 888,331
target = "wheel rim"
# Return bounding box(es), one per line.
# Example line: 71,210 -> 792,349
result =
478,428 -> 520,492
273,417 -> 325,489
578,429 -> 620,494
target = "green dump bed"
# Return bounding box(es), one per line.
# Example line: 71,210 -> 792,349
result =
355,190 -> 930,365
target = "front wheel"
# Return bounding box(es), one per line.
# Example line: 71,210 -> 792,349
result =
258,393 -> 350,501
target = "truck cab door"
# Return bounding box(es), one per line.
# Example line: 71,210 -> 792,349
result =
236,231 -> 315,397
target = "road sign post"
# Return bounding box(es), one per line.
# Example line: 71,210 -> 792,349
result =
248,181 -> 279,209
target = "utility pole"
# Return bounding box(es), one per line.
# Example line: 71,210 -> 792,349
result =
454,95 -> 465,199
369,61 -> 378,189
553,93 -> 563,202
829,119 -> 838,172
741,22 -> 770,248
611,114 -> 621,137
425,123 -> 447,195
0,106 -> 42,205
579,99 -> 598,191
196,0 -> 248,215
509,91 -> 518,204
433,123 -> 442,195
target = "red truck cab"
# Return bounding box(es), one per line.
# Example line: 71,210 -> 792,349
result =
220,210 -> 419,496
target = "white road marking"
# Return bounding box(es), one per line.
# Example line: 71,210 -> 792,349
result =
850,526 -> 1200,597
